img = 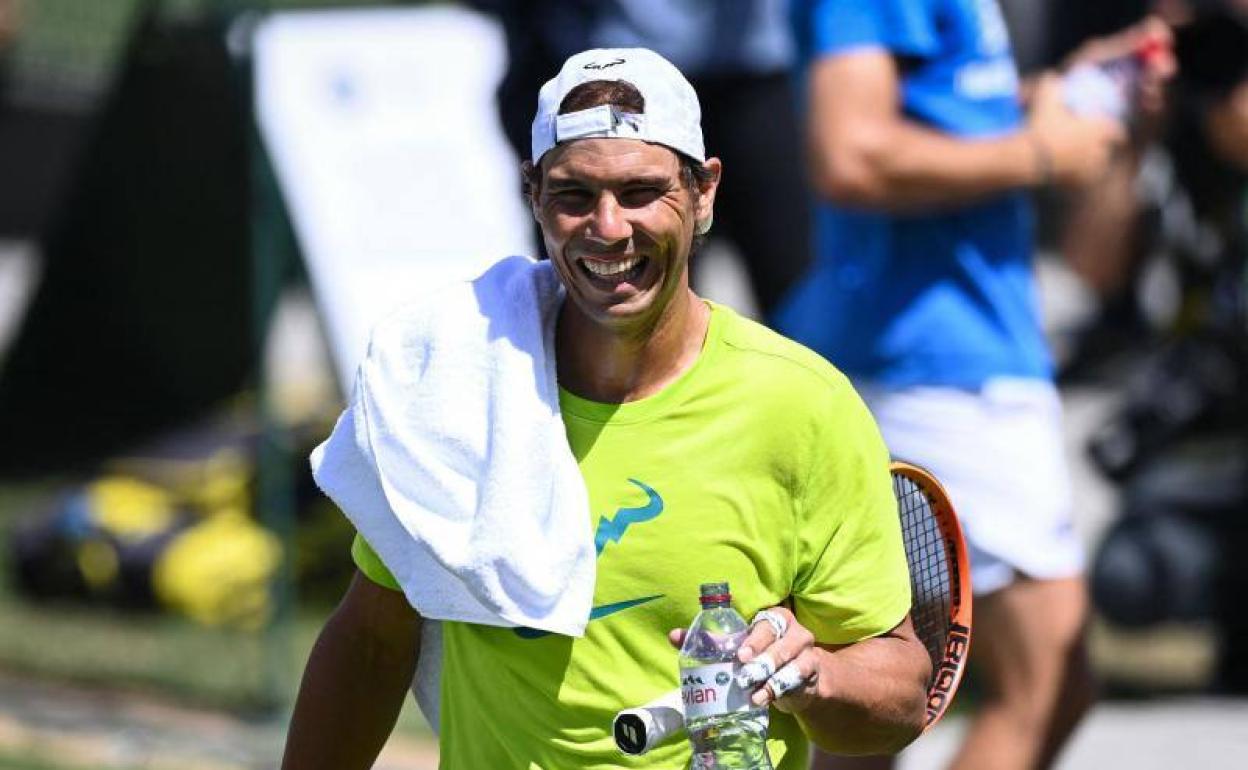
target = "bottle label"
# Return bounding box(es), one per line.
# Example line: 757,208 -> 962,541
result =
680,662 -> 751,719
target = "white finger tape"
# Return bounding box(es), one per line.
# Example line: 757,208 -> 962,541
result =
750,610 -> 788,640
735,651 -> 778,689
768,661 -> 807,699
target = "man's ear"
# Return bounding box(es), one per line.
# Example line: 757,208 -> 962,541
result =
521,160 -> 541,222
695,157 -> 723,231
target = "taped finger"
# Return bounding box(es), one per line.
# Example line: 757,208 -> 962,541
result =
735,651 -> 777,689
750,610 -> 788,641
766,661 -> 809,700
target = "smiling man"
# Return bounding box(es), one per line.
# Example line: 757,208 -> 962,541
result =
281,48 -> 929,770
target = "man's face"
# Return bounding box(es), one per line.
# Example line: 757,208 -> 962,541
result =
531,138 -> 718,335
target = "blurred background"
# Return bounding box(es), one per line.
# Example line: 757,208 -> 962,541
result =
0,0 -> 1244,768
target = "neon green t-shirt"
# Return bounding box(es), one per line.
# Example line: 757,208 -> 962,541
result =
353,302 -> 910,769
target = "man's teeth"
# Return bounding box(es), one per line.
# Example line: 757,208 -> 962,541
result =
582,256 -> 643,277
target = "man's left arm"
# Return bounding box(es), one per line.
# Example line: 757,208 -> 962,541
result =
751,378 -> 930,755
739,608 -> 930,755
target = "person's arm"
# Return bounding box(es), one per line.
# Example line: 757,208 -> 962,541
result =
1056,16 -> 1176,295
0,1 -> 20,49
1207,79 -> 1248,170
281,571 -> 421,770
1060,147 -> 1147,296
805,50 -> 1125,211
789,616 -> 929,754
670,609 -> 929,754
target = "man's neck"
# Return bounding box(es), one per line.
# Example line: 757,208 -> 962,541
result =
555,290 -> 711,404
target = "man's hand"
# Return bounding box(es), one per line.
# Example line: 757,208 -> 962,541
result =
1026,16 -> 1178,189
1062,15 -> 1176,119
671,609 -> 929,754
1026,74 -> 1126,188
669,606 -> 820,712
736,607 -> 821,712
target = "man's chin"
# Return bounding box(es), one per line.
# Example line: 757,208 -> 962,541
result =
567,293 -> 658,333
573,280 -> 656,315
599,298 -> 656,324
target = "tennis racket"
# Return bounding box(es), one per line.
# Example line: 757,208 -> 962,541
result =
890,460 -> 973,730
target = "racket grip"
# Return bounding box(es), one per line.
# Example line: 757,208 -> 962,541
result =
612,688 -> 686,755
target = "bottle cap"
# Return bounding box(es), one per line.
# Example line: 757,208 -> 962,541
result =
1135,33 -> 1171,66
698,581 -> 731,607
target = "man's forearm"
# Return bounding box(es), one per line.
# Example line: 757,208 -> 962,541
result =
815,120 -> 1041,211
1208,80 -> 1248,170
806,52 -> 1043,211
1061,147 -> 1144,294
796,634 -> 930,756
807,53 -> 1123,212
282,580 -> 421,770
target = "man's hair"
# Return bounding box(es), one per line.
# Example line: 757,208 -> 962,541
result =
523,79 -> 713,194
559,79 -> 646,115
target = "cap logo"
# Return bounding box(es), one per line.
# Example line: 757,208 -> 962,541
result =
583,58 -> 626,70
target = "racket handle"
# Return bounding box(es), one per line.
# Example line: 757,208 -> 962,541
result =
613,688 -> 686,755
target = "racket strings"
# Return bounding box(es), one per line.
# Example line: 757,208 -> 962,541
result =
894,473 -> 953,686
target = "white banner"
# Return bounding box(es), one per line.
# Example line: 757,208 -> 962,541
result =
253,6 -> 533,389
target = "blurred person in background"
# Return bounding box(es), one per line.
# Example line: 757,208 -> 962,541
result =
0,0 -> 19,91
0,0 -> 17,46
473,0 -> 812,320
1057,0 -> 1248,377
774,1 -> 1172,768
1053,0 -> 1248,694
0,0 -> 17,44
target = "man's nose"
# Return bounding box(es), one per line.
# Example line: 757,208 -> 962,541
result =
586,193 -> 632,243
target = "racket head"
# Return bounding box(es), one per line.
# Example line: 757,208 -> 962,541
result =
890,460 -> 973,730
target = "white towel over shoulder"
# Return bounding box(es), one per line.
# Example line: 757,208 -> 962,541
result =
309,256 -> 595,637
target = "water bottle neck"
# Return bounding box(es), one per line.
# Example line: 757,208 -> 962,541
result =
698,582 -> 732,609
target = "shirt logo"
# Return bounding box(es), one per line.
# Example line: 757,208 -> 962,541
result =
516,479 -> 664,639
594,478 -> 664,554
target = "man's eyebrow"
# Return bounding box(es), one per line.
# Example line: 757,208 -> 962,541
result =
545,174 -> 674,189
619,176 -> 675,187
544,177 -> 588,190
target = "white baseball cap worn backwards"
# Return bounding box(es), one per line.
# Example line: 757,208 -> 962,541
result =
530,48 -> 705,165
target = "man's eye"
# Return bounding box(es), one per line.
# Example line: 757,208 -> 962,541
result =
551,189 -> 591,207
620,187 -> 663,206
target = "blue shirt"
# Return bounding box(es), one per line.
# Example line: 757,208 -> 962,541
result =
776,0 -> 1051,388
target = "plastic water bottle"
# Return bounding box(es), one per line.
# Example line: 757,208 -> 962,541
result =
678,582 -> 773,769
1063,36 -> 1169,123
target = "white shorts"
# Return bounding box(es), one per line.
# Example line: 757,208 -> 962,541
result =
860,378 -> 1084,596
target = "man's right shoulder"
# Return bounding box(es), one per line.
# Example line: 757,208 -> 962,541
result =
716,304 -> 852,400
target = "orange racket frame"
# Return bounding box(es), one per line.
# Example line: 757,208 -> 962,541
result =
890,460 -> 973,730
